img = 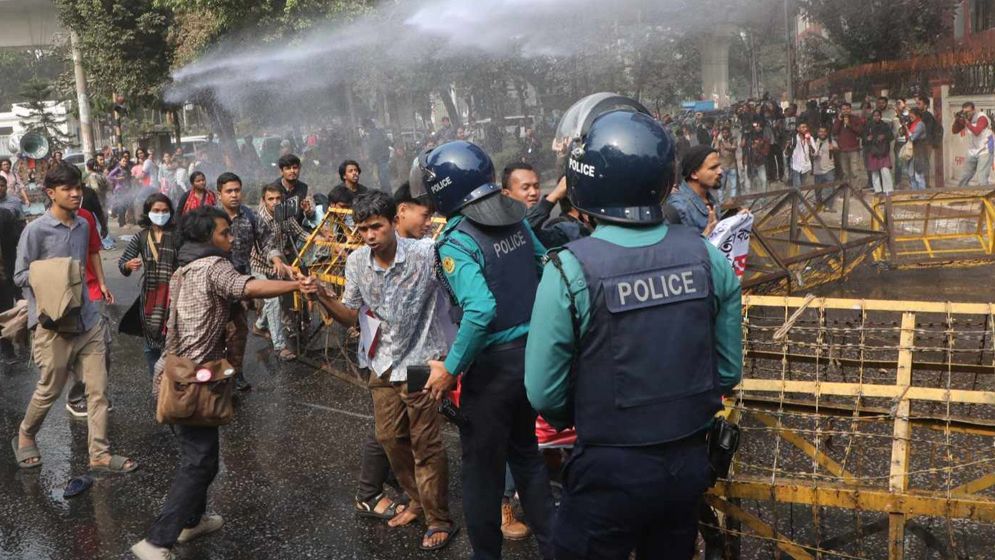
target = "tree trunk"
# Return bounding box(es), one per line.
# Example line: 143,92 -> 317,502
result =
437,87 -> 461,128
202,95 -> 237,170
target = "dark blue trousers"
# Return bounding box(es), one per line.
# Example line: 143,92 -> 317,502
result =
459,341 -> 555,560
554,437 -> 712,559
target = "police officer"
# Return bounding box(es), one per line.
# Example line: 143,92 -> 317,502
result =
524,95 -> 744,559
414,141 -> 556,560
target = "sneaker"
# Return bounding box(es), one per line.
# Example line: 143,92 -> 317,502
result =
130,539 -> 173,560
177,513 -> 224,543
66,401 -> 87,418
500,500 -> 531,540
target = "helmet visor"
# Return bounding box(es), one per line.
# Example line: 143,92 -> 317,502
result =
408,150 -> 433,201
554,93 -> 652,155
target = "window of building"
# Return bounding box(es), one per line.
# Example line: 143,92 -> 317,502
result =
973,0 -> 995,33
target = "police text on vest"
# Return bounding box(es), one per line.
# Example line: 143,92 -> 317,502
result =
616,270 -> 697,306
494,231 -> 527,257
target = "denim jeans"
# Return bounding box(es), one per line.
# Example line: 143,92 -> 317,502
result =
144,345 -> 162,378
748,166 -> 767,192
253,273 -> 287,350
376,160 -> 392,191
958,151 -> 993,187
790,170 -> 810,189
814,170 -> 836,208
907,162 -> 927,190
722,169 -> 739,198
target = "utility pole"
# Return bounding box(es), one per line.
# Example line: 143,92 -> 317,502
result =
70,30 -> 95,159
784,0 -> 797,102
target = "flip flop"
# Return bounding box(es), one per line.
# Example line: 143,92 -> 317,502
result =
420,526 -> 460,552
64,475 -> 94,499
90,455 -> 138,474
355,493 -> 406,520
11,436 -> 42,469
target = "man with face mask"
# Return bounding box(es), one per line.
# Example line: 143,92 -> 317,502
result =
667,145 -> 724,236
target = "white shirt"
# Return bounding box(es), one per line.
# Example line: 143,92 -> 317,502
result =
790,134 -> 816,174
965,113 -> 993,158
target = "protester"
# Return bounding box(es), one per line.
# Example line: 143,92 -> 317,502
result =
832,102 -> 864,187
0,158 -> 28,205
392,183 -> 434,240
813,125 -> 838,208
108,154 -> 134,227
63,204 -> 116,418
268,154 -> 313,226
0,200 -> 19,361
364,119 -> 392,191
669,145 -> 723,236
131,206 -> 315,560
176,171 -> 216,216
11,163 -> 136,473
714,126 -> 739,198
216,172 -> 264,391
907,108 -> 930,190
331,159 -> 369,199
785,121 -> 817,188
865,110 -> 895,195
0,175 -> 24,219
252,183 -> 312,361
118,193 -> 179,376
742,116 -> 770,192
314,191 -> 457,551
952,101 -> 992,187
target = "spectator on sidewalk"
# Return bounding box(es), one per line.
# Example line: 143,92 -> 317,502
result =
832,102 -> 864,187
907,108 -> 930,190
952,101 -> 993,187
865,110 -> 895,195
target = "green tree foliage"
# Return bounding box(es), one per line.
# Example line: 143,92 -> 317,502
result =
56,0 -> 175,108
0,50 -> 68,109
17,79 -> 74,150
799,0 -> 959,65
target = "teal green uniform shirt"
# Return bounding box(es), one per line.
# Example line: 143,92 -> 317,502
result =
524,223 -> 743,428
438,215 -> 546,375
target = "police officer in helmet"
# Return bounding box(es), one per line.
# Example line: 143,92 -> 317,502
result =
412,141 -> 556,560
524,94 -> 743,559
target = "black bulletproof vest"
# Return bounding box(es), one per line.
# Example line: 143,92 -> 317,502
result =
567,225 -> 722,446
445,219 -> 539,333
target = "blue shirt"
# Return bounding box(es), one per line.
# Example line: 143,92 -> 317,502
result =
667,181 -> 718,234
14,211 -> 100,331
437,215 -> 546,375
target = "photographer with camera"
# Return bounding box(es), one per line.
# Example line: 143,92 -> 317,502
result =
952,102 -> 993,187
741,115 -> 771,192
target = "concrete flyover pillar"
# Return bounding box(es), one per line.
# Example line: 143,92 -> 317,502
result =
699,24 -> 738,109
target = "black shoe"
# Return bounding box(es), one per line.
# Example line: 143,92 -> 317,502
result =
235,376 -> 252,392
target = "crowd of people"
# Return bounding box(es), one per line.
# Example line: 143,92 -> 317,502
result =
660,93 -> 995,200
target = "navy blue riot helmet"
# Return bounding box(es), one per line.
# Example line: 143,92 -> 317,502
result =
409,140 -> 525,227
557,93 -> 675,225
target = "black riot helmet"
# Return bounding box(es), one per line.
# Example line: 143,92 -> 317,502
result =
409,140 -> 525,227
556,93 -> 675,225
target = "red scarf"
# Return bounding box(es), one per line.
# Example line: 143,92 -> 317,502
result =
183,189 -> 217,214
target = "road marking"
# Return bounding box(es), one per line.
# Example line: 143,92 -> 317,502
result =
299,402 -> 373,420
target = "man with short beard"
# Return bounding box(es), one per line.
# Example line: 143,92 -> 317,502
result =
668,145 -> 724,236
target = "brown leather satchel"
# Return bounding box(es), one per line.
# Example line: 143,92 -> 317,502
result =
156,355 -> 235,427
154,260 -> 236,427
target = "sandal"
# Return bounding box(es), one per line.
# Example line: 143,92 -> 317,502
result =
420,525 -> 460,551
90,454 -> 139,474
11,436 -> 42,469
355,492 -> 405,520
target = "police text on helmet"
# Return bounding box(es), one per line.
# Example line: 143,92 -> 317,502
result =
431,176 -> 453,193
568,158 -> 596,178
493,231 -> 527,258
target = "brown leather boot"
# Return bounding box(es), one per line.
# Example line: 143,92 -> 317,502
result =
501,500 -> 531,540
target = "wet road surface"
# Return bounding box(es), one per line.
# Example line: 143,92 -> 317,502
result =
0,228 -> 544,560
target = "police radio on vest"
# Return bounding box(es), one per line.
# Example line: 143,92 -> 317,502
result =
431,176 -> 452,193
569,158 -> 596,178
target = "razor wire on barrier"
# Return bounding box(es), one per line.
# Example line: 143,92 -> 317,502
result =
708,295 -> 995,560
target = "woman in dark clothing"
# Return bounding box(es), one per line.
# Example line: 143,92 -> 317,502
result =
175,171 -> 216,216
864,110 -> 895,194
118,193 -> 180,375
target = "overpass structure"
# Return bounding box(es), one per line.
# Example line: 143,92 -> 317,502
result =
0,0 -> 63,48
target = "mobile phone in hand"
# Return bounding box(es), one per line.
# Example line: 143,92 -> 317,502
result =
407,365 -> 431,394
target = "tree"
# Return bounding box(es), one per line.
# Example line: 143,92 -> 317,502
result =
798,0 -> 959,65
0,49 -> 68,109
17,79 -> 74,150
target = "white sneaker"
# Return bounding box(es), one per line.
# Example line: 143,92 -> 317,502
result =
130,539 -> 173,560
177,513 -> 224,543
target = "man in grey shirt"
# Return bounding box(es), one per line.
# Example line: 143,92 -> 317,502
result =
11,163 -> 137,473
316,191 -> 457,551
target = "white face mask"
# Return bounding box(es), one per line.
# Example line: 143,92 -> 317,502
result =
148,211 -> 170,226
